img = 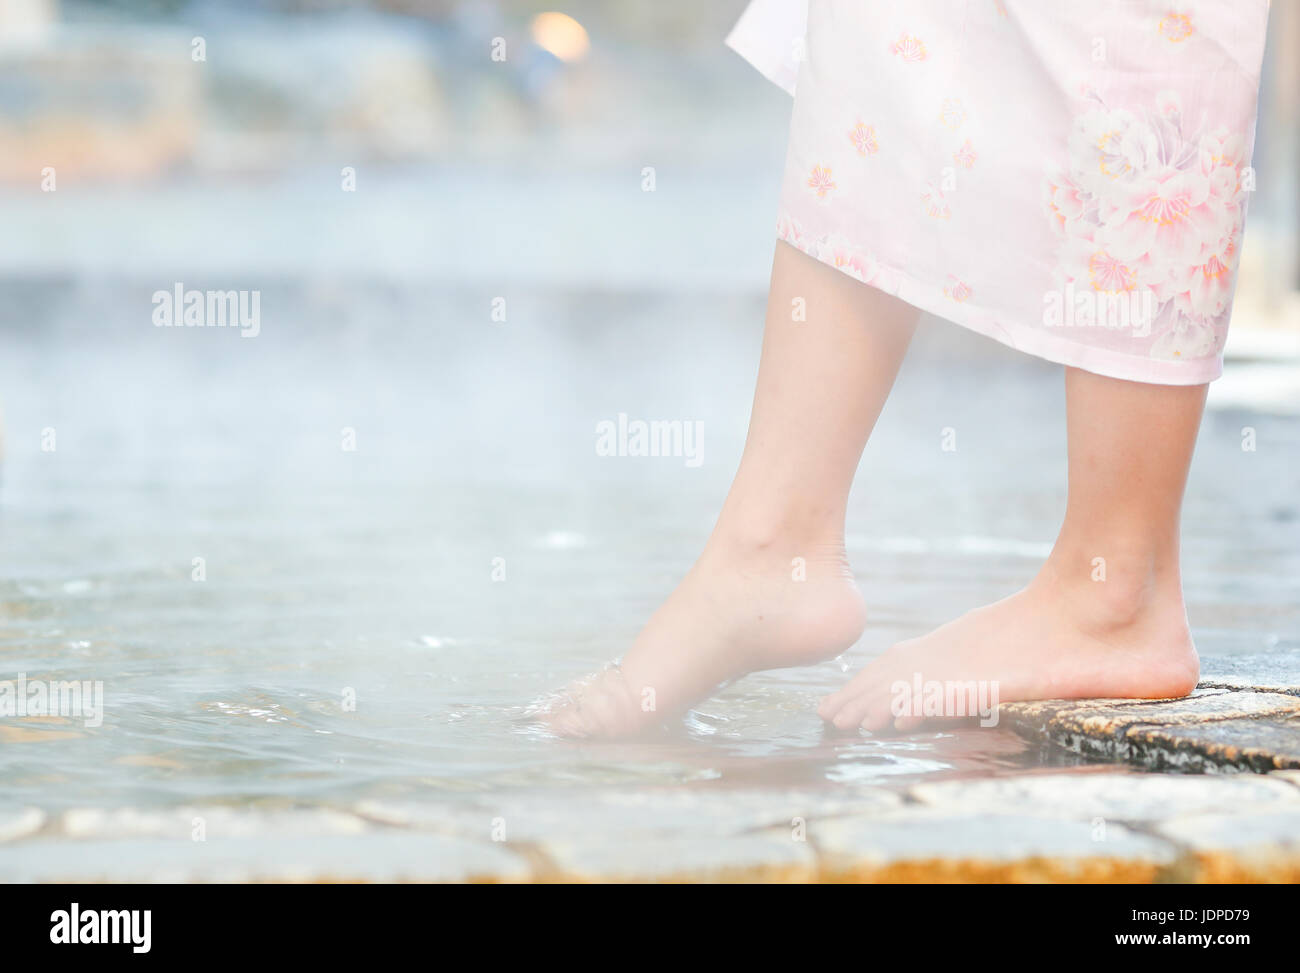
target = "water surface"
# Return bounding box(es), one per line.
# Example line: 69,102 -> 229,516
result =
1,277 -> 1296,875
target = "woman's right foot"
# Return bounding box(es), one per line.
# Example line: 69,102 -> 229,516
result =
817,554 -> 1200,732
539,533 -> 867,739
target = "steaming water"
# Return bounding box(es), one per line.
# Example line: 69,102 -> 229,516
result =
1,275 -> 1297,879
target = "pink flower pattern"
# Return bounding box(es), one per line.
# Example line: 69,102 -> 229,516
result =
778,215 -> 879,285
889,33 -> 927,62
921,181 -> 951,220
1157,12 -> 1194,43
1044,89 -> 1248,361
944,276 -> 973,302
848,121 -> 880,157
806,164 -> 837,200
939,98 -> 966,130
727,0 -> 1267,382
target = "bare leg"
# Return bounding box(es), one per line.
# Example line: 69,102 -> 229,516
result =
820,367 -> 1203,732
543,241 -> 919,737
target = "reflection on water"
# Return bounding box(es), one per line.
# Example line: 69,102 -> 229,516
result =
1,279 -> 1297,868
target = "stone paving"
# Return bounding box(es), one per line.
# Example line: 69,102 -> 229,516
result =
5,769 -> 1299,883
2,654 -> 1298,883
1000,651 -> 1300,773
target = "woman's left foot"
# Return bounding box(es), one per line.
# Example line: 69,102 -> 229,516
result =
536,533 -> 868,739
818,558 -> 1200,732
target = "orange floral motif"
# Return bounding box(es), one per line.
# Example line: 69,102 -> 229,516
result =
1087,251 -> 1138,293
807,164 -> 836,199
776,213 -> 807,251
890,33 -> 927,62
921,182 -> 951,220
819,239 -> 879,283
953,139 -> 977,169
1157,12 -> 1193,42
776,215 -> 879,286
1133,180 -> 1194,227
944,276 -> 972,302
940,98 -> 966,130
1201,253 -> 1230,284
848,121 -> 880,157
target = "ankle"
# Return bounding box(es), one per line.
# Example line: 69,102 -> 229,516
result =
705,514 -> 849,578
1037,545 -> 1185,634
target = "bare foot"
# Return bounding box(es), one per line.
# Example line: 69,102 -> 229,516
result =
817,559 -> 1199,733
540,538 -> 867,738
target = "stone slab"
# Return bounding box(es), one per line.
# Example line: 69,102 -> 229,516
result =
540,831 -> 816,883
1198,650 -> 1300,697
59,805 -> 369,841
0,833 -> 530,883
355,787 -> 902,844
1125,717 -> 1300,772
1154,809 -> 1300,882
1001,687 -> 1300,771
996,689 -> 1229,738
812,809 -> 1175,883
908,771 -> 1300,820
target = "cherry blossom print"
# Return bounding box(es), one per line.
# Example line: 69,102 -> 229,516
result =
806,164 -> 837,199
1179,232 -> 1238,318
1199,127 -> 1247,172
776,212 -> 809,251
921,181 -> 951,220
889,33 -> 927,62
1157,12 -> 1194,43
848,121 -> 880,157
1104,167 -> 1235,268
777,215 -> 879,285
1045,88 -> 1249,364
814,235 -> 880,284
727,0 -> 1268,383
1150,318 -> 1217,360
1087,251 -> 1138,293
939,98 -> 966,130
1045,173 -> 1088,235
1154,89 -> 1182,119
944,276 -> 973,302
1067,108 -> 1159,196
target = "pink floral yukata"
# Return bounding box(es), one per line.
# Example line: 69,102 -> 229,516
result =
727,0 -> 1270,384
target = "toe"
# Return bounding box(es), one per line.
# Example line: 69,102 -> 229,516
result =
819,665 -> 882,721
858,696 -> 899,733
818,685 -> 853,719
831,691 -> 878,731
816,694 -> 842,721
